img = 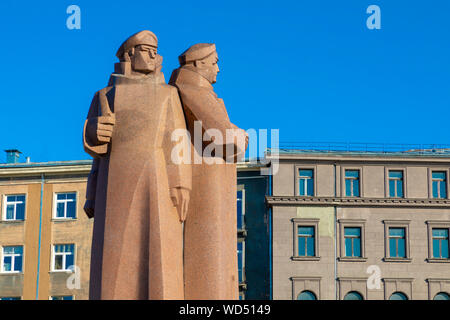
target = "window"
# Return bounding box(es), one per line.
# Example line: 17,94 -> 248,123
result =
389,292 -> 408,300
0,297 -> 21,300
298,169 -> 314,196
432,171 -> 447,199
54,193 -> 77,219
434,292 -> 450,300
432,229 -> 449,259
236,189 -> 245,230
384,220 -> 411,261
343,291 -> 363,300
51,296 -> 73,300
345,170 -> 360,197
344,227 -> 362,258
339,220 -> 366,261
389,228 -> 406,258
292,219 -> 319,260
237,241 -> 245,283
426,221 -> 450,262
297,290 -> 317,300
298,226 -> 315,257
52,244 -> 75,271
389,171 -> 404,198
3,195 -> 25,221
1,246 -> 23,273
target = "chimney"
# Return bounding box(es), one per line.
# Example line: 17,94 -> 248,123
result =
5,149 -> 21,164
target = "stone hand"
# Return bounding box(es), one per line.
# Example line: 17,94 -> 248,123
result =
170,187 -> 190,222
96,115 -> 115,143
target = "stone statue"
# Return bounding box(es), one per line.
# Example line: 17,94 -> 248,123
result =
83,30 -> 191,299
170,43 -> 248,299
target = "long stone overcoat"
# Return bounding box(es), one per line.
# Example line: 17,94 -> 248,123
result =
83,71 -> 191,299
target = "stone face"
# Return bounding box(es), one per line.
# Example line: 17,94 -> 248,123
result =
83,34 -> 246,300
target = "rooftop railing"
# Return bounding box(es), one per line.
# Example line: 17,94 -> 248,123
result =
270,142 -> 450,155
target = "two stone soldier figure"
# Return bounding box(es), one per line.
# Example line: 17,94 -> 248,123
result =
83,31 -> 247,300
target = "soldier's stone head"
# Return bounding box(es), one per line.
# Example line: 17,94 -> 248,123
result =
179,43 -> 219,84
116,30 -> 159,74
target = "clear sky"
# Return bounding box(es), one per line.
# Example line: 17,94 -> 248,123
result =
1,0 -> 449,162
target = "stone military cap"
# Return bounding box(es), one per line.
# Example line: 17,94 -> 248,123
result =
179,43 -> 216,65
116,30 -> 158,61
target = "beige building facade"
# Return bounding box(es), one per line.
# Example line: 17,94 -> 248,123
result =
0,159 -> 92,300
267,149 -> 450,300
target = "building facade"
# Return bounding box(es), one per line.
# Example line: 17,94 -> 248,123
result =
0,159 -> 92,300
0,154 -> 270,300
267,148 -> 450,300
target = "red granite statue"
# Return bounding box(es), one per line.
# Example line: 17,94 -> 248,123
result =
83,30 -> 191,299
170,43 -> 248,299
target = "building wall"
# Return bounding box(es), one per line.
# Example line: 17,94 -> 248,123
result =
0,171 -> 92,300
273,205 -> 336,300
237,169 -> 271,300
271,155 -> 450,300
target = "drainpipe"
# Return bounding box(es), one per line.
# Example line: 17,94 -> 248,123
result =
35,173 -> 44,300
333,163 -> 338,300
268,173 -> 273,300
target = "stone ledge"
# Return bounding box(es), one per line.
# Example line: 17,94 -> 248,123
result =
338,257 -> 368,262
266,196 -> 450,207
426,258 -> 450,263
383,257 -> 412,263
291,256 -> 321,262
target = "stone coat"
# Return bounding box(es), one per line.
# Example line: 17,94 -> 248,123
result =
83,71 -> 191,299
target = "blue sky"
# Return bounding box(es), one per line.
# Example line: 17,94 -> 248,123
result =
1,0 -> 450,162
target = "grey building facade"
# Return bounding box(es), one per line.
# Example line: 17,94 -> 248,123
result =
267,147 -> 450,300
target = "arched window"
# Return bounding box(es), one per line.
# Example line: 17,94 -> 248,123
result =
389,292 -> 408,300
297,290 -> 317,300
343,291 -> 364,300
434,292 -> 450,300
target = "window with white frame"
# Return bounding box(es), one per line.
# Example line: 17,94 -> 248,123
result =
298,169 -> 314,196
54,192 -> 77,219
52,244 -> 75,271
3,195 -> 25,221
388,170 -> 404,198
345,170 -> 360,197
432,171 -> 447,199
432,228 -> 449,259
1,246 -> 23,273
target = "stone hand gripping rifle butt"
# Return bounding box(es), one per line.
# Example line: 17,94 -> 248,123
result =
82,86 -> 114,218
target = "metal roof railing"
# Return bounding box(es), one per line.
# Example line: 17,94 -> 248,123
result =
268,142 -> 450,156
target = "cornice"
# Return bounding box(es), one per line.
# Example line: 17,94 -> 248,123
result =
0,164 -> 92,177
266,196 -> 450,207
